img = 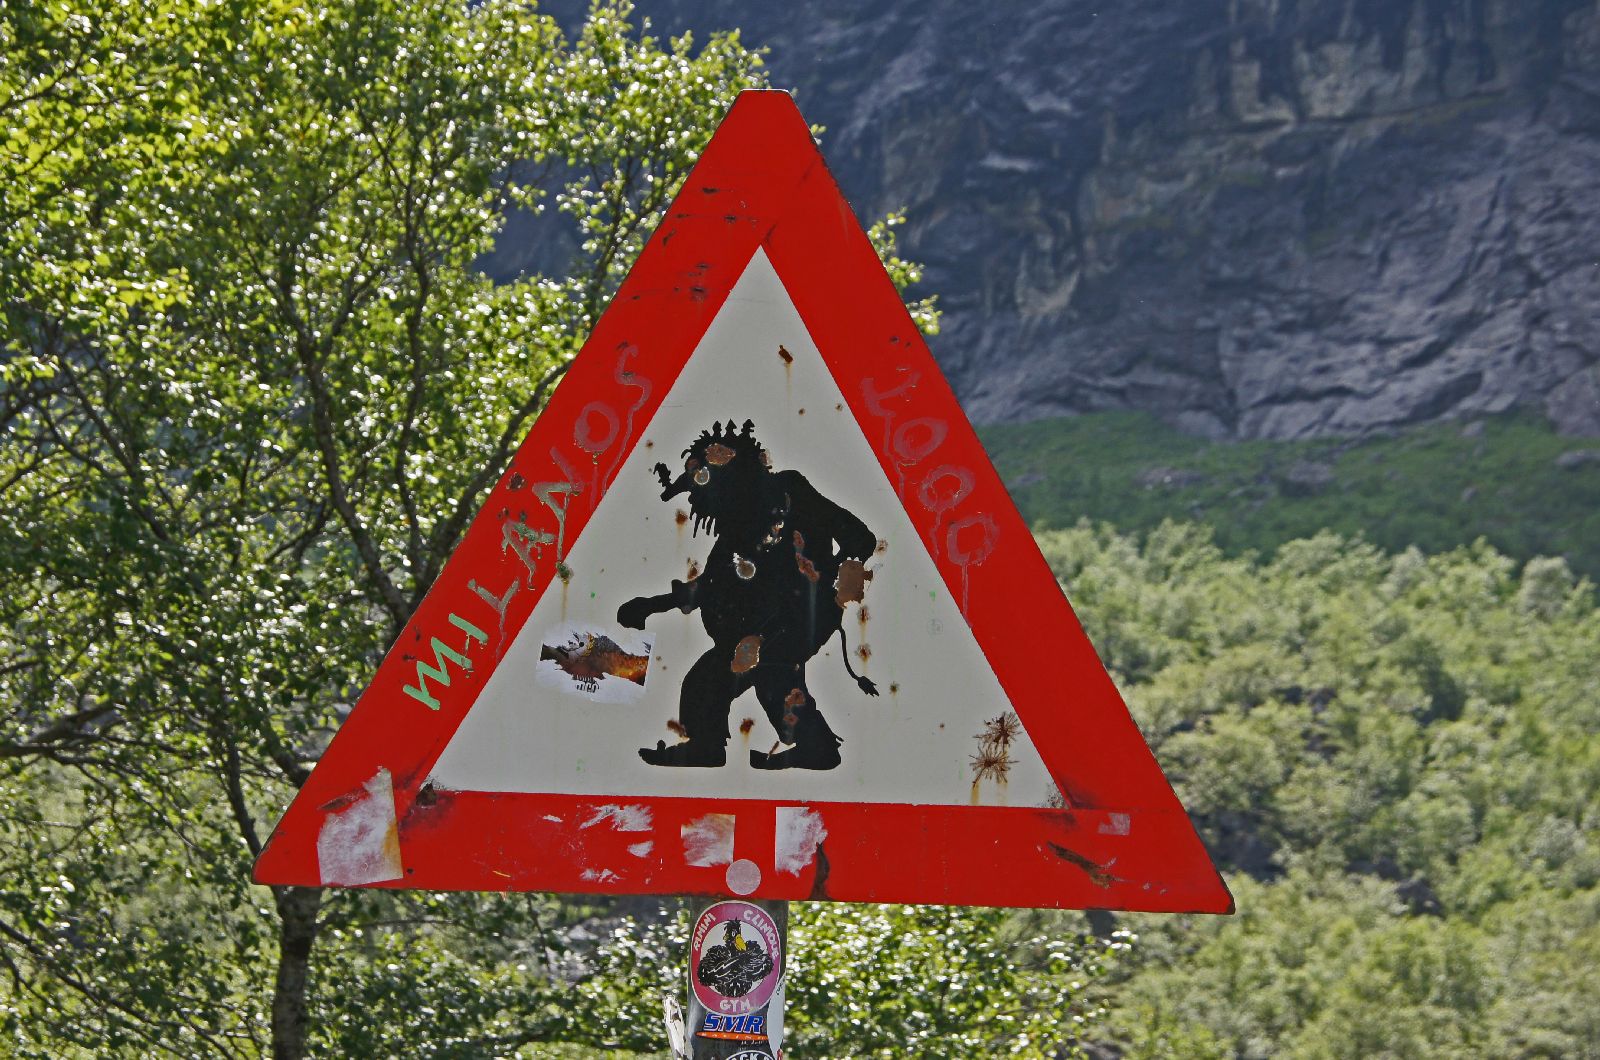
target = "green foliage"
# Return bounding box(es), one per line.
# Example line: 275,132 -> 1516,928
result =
1034,523 -> 1600,1057
867,211 -> 940,336
784,904 -> 1122,1058
983,409 -> 1600,579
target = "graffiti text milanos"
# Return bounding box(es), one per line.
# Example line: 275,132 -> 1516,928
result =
403,344 -> 654,711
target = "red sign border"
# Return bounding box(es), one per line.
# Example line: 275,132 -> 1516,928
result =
253,91 -> 1232,914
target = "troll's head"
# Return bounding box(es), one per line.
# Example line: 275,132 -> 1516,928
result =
653,419 -> 770,537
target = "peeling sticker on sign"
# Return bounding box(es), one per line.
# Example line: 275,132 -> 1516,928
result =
683,813 -> 736,866
773,806 -> 827,874
316,768 -> 403,886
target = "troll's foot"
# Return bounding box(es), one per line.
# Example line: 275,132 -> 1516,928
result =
639,739 -> 725,767
749,740 -> 841,771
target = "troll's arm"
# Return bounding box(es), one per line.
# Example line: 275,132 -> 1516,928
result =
617,549 -> 720,630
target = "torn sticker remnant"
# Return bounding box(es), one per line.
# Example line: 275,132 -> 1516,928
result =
316,768 -> 403,886
682,813 -> 736,867
774,806 -> 827,874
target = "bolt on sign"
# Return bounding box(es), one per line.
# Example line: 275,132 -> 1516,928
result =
254,91 -> 1232,916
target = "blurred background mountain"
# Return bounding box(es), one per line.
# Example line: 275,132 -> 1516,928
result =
537,0 -> 1600,440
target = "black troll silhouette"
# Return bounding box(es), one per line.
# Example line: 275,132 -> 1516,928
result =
696,921 -> 775,999
617,419 -> 878,770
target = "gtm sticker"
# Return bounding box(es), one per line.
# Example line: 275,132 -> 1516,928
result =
690,900 -> 782,1015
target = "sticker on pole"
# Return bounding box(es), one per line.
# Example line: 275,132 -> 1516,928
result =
252,90 -> 1232,914
691,901 -> 783,1018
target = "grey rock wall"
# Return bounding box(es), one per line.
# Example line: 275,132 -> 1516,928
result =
541,0 -> 1600,438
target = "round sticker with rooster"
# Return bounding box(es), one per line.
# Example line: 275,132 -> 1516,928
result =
691,900 -> 783,1014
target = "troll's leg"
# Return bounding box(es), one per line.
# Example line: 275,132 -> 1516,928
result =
749,667 -> 841,771
640,646 -> 746,767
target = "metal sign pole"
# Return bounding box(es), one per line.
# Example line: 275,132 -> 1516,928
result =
670,897 -> 790,1060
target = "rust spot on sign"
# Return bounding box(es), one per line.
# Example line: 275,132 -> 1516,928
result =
738,717 -> 756,735
676,508 -> 689,526
874,538 -> 889,556
856,643 -> 872,663
793,531 -> 820,582
704,443 -> 735,466
835,559 -> 872,605
731,634 -> 762,673
666,719 -> 688,738
508,473 -> 525,490
686,558 -> 701,581
1046,842 -> 1116,888
319,790 -> 362,813
778,345 -> 794,364
807,844 -> 832,899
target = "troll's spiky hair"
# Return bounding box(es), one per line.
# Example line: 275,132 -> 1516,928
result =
684,418 -> 767,466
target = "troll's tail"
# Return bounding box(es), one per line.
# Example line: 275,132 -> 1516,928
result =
835,626 -> 879,696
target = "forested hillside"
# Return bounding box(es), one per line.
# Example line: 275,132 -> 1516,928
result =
1040,524 -> 1600,1058
982,409 -> 1600,578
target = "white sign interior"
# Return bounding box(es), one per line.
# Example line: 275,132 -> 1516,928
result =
430,249 -> 1052,807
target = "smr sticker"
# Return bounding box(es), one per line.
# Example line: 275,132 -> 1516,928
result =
536,623 -> 653,703
691,900 -> 782,1016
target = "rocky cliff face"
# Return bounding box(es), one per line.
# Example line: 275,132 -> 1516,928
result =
546,0 -> 1600,438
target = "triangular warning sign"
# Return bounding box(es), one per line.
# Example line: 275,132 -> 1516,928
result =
254,91 -> 1231,913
